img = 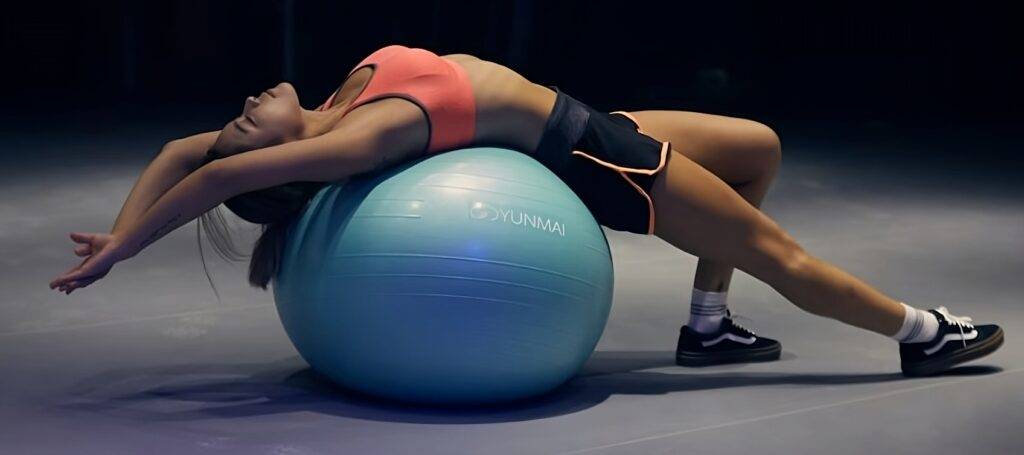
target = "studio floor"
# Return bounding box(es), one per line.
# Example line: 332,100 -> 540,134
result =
2,110 -> 1021,454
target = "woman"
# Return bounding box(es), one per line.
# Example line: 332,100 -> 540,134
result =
49,44 -> 1002,376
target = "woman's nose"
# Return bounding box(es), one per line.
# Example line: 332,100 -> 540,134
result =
244,95 -> 260,110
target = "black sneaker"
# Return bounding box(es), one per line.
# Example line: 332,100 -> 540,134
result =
676,313 -> 782,367
900,306 -> 1004,377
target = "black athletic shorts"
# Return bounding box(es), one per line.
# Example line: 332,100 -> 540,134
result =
531,86 -> 671,235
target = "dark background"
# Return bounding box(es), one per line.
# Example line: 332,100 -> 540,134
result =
2,0 -> 1021,134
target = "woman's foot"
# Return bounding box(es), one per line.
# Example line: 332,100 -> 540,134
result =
900,307 -> 1004,376
676,313 -> 782,366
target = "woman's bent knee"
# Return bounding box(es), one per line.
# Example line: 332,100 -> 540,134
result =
749,121 -> 783,176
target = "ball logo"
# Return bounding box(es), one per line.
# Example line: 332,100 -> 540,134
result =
470,202 -> 566,237
468,202 -> 498,221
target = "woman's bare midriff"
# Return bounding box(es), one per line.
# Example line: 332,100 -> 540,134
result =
441,54 -> 558,152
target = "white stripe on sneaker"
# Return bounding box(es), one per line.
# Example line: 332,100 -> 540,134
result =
923,329 -> 979,356
702,333 -> 757,347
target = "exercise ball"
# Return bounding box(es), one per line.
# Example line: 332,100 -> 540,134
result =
272,147 -> 614,405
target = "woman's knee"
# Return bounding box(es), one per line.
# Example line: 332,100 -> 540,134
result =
747,121 -> 783,177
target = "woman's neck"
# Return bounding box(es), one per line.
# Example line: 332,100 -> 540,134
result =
297,67 -> 375,139
297,108 -> 343,140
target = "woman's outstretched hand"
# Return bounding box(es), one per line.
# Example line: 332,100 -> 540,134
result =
49,232 -> 136,295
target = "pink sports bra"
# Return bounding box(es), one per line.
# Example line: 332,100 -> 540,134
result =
316,44 -> 477,154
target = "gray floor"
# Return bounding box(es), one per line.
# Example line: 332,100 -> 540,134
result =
2,112 -> 1022,454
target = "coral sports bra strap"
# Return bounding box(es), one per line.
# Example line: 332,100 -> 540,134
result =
317,45 -> 476,154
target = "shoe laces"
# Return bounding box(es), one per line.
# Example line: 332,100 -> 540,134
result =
935,306 -> 974,349
725,310 -> 757,337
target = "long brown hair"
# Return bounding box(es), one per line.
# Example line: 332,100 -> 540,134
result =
196,146 -> 324,296
196,207 -> 287,295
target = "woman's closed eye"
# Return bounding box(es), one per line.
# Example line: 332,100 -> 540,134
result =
233,117 -> 253,133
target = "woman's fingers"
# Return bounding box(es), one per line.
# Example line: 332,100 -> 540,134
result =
71,233 -> 93,256
66,275 -> 101,294
70,232 -> 91,243
56,268 -> 106,293
60,277 -> 88,294
51,259 -> 92,288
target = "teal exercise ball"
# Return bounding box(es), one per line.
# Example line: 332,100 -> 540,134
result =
272,147 -> 614,405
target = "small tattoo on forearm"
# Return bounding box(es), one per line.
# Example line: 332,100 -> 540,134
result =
138,213 -> 182,250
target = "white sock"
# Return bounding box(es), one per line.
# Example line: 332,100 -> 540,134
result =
688,288 -> 729,334
891,302 -> 939,343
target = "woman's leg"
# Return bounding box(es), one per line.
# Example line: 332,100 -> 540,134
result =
647,145 -> 906,336
627,110 -> 782,293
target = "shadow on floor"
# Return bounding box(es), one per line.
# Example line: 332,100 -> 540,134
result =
61,350 -> 1001,424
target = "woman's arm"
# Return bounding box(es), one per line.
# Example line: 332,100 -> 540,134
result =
119,101 -> 427,255
118,162 -> 231,256
51,100 -> 424,294
108,131 -> 220,235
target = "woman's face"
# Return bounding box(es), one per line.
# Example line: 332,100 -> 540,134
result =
213,82 -> 303,156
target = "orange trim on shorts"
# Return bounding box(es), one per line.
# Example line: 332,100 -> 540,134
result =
568,110 -> 670,235
610,110 -> 641,129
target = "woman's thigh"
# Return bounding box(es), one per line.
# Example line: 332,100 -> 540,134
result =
627,110 -> 781,186
648,146 -> 801,276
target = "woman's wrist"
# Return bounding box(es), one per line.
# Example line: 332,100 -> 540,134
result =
110,233 -> 140,261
